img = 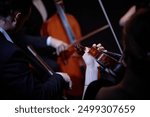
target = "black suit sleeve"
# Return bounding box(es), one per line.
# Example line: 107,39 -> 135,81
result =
1,49 -> 65,99
19,34 -> 48,49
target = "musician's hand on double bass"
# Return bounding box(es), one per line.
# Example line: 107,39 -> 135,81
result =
56,72 -> 72,89
47,36 -> 68,55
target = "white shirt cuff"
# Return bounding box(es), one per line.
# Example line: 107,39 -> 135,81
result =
46,36 -> 52,46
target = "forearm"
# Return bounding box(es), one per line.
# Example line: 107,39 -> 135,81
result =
22,34 -> 48,48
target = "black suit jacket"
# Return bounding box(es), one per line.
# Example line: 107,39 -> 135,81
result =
8,30 -> 58,69
0,33 -> 65,100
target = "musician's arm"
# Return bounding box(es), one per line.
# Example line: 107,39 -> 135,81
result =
1,49 -> 68,99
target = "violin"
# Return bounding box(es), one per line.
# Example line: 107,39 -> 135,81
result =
74,43 -> 126,80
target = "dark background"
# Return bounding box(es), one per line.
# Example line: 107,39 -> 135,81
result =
47,0 -> 135,54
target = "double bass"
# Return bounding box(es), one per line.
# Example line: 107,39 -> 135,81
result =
41,0 -> 85,99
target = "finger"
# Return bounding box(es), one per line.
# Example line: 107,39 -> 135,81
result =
64,73 -> 72,89
92,43 -> 97,48
56,49 -> 59,55
69,82 -> 72,89
96,43 -> 102,48
97,46 -> 105,51
62,44 -> 68,51
57,46 -> 64,55
57,45 -> 65,55
84,47 -> 90,53
63,43 -> 69,50
102,49 -> 107,52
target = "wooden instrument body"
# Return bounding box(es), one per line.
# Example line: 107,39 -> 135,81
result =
41,13 -> 85,99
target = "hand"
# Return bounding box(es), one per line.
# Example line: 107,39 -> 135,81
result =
82,43 -> 107,86
83,43 -> 106,68
82,46 -> 99,86
56,72 -> 72,89
47,37 -> 68,55
92,43 -> 106,53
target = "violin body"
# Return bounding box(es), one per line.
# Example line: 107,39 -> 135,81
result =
41,13 -> 85,99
